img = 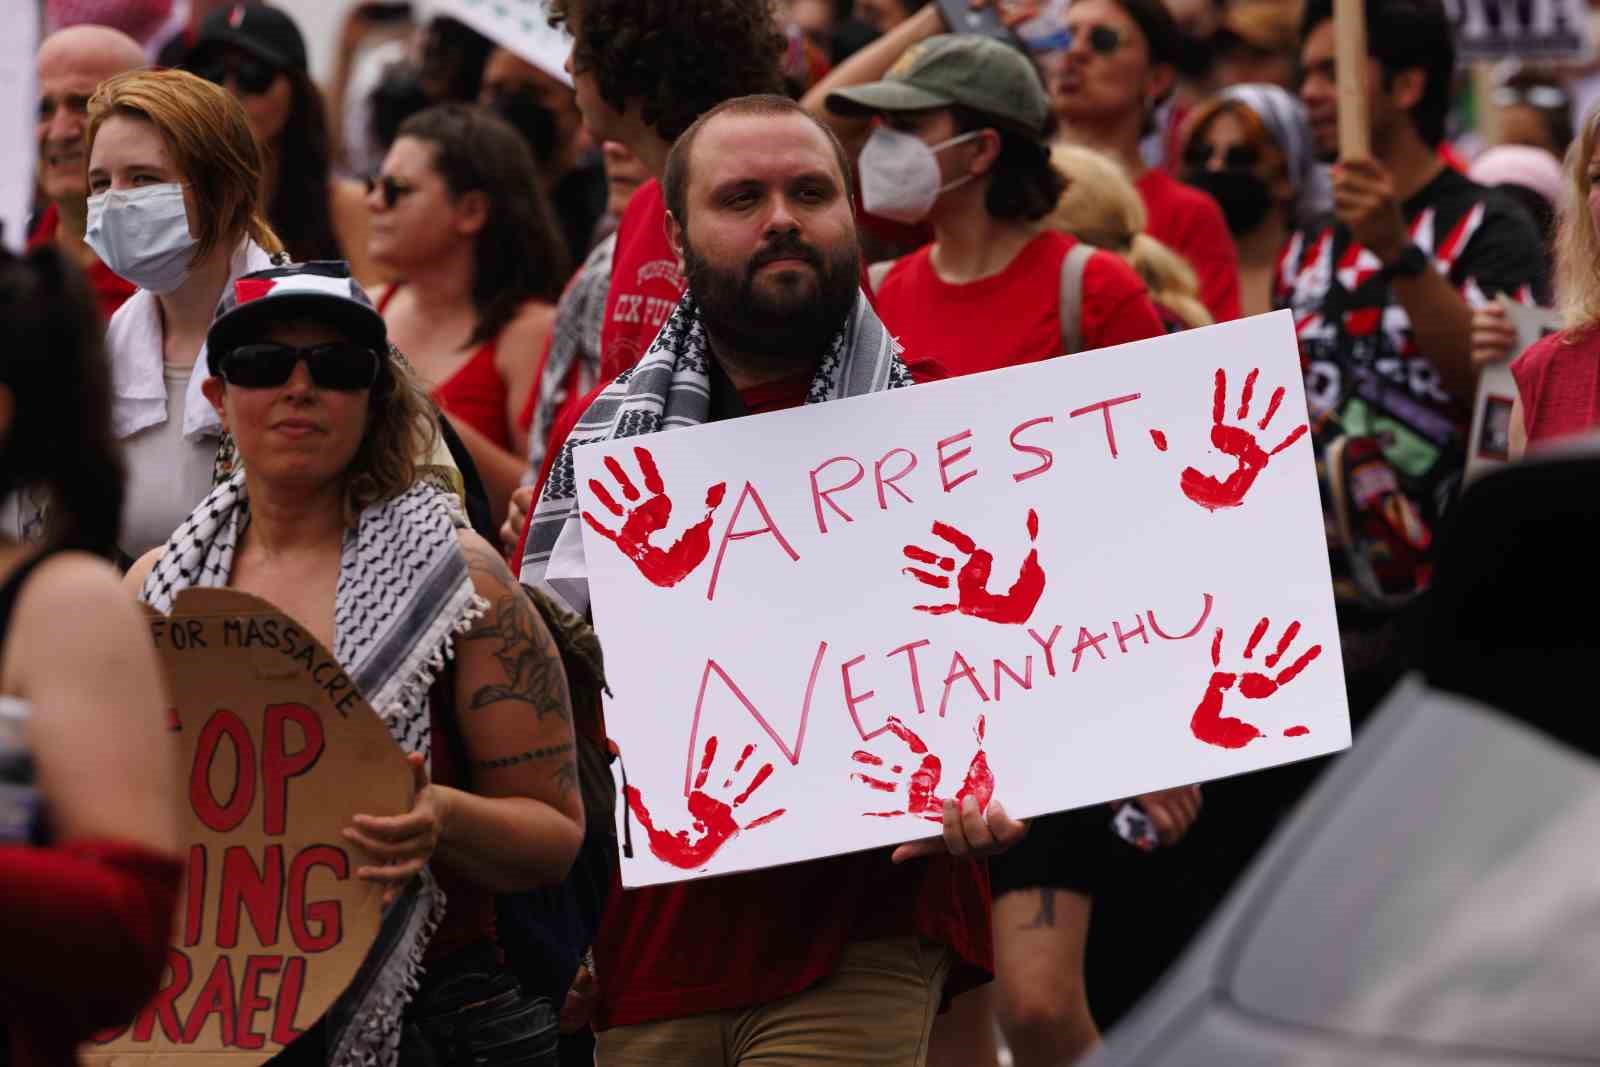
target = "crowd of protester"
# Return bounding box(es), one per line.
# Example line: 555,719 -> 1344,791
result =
5,0 -> 1598,1064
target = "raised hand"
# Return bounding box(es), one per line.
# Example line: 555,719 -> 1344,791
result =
853,715 -> 992,821
624,736 -> 784,869
1179,369 -> 1308,511
901,509 -> 1045,624
1191,618 -> 1322,749
582,445 -> 726,587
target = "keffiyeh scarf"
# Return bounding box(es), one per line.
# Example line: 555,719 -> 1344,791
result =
141,473 -> 486,1067
521,289 -> 914,612
525,233 -> 616,486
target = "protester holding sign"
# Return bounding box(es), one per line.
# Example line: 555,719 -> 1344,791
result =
821,34 -> 1166,377
88,68 -> 287,562
125,260 -> 585,1065
522,94 -> 1021,1067
0,247 -> 182,1067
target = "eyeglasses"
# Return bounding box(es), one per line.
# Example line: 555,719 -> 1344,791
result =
365,174 -> 416,209
193,56 -> 278,96
1182,141 -> 1262,172
1492,85 -> 1570,110
218,342 -> 382,391
1064,24 -> 1123,56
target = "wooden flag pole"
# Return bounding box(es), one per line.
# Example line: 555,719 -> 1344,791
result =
1334,0 -> 1370,159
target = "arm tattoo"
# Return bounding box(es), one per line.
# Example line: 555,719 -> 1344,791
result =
1021,887 -> 1057,930
460,574 -> 572,721
472,741 -> 575,771
553,760 -> 580,798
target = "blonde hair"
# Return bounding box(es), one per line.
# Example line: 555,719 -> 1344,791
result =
1047,145 -> 1213,330
1556,107 -> 1600,330
344,346 -> 441,524
87,69 -> 284,260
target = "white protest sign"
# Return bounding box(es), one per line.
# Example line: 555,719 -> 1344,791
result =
572,311 -> 1351,888
1465,298 -> 1561,482
1443,0 -> 1591,61
427,0 -> 572,87
1,1 -> 38,253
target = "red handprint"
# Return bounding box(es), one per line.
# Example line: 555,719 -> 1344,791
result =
853,715 -> 993,820
623,736 -> 784,869
1178,369 -> 1308,511
1191,618 -> 1322,749
901,510 -> 1045,624
582,445 -> 726,587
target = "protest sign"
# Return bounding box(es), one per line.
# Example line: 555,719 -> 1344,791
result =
1444,0 -> 1591,61
428,0 -> 572,87
1465,298 -> 1561,483
85,589 -> 412,1066
565,310 -> 1351,889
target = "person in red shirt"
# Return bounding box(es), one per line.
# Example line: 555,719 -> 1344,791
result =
521,94 -> 1018,1067
30,25 -> 144,322
823,34 -> 1164,377
1053,0 -> 1243,323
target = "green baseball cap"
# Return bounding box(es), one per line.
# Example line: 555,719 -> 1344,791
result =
825,34 -> 1051,140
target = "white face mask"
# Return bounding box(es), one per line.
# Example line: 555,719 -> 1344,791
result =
858,126 -> 983,224
84,183 -> 198,294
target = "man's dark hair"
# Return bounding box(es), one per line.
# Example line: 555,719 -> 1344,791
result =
662,94 -> 854,225
549,0 -> 786,142
1301,0 -> 1455,148
1111,0 -> 1185,70
397,105 -> 571,346
420,16 -> 495,104
951,107 -> 1066,222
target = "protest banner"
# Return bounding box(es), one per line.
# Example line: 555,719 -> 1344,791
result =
1465,298 -> 1562,482
1444,0 -> 1591,61
85,589 -> 412,1066
562,310 -> 1352,889
428,0 -> 573,87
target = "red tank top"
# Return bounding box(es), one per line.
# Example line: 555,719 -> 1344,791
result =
1511,328 -> 1600,448
378,286 -> 511,451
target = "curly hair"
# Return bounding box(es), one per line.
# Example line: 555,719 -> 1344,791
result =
343,344 -> 441,523
548,0 -> 786,141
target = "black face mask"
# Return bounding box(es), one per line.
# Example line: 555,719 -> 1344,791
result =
1183,169 -> 1273,235
488,88 -> 559,166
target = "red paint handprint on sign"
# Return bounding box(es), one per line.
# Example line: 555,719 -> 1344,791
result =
853,715 -> 994,820
902,510 -> 1045,624
1177,369 -> 1308,511
624,736 -> 785,869
582,446 -> 726,587
1191,619 -> 1323,749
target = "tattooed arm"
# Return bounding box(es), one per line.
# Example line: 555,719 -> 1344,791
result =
430,529 -> 584,891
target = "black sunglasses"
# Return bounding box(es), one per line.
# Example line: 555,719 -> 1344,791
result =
365,174 -> 416,209
1064,24 -> 1123,56
1183,141 -> 1262,172
218,342 -> 382,391
194,55 -> 278,96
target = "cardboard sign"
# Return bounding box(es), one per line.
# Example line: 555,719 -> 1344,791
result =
1445,0 -> 1591,60
85,589 -> 412,1066
0,1 -> 36,252
1466,299 -> 1561,482
429,0 -> 573,87
565,311 -> 1351,888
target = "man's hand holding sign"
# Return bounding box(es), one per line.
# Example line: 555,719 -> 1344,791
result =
566,311 -> 1350,889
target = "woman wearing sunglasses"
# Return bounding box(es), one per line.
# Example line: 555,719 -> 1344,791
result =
184,3 -> 376,284
124,261 -> 583,1067
85,68 -> 287,563
369,104 -> 570,533
1180,84 -> 1331,318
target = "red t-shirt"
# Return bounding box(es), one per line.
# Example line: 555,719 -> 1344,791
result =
1511,328 -> 1600,448
26,203 -> 136,322
599,179 -> 684,381
589,370 -> 992,1031
875,231 -> 1165,381
1136,169 -> 1242,324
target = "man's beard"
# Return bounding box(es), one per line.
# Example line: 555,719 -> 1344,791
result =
683,229 -> 861,377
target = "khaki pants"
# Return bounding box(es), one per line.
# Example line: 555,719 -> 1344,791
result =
595,936 -> 953,1066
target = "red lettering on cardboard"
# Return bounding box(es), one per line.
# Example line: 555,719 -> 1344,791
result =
180,955 -> 238,1045
191,709 -> 256,833
262,703 -> 324,836
286,845 -> 348,953
217,844 -> 284,949
234,955 -> 281,1050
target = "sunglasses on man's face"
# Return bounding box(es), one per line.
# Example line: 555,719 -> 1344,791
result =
194,56 -> 278,96
365,174 -> 416,209
1064,24 -> 1123,57
218,342 -> 382,391
1183,141 -> 1262,172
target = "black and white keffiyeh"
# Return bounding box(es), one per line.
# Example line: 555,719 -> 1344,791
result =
520,289 -> 914,612
525,233 -> 615,485
141,472 -> 485,1067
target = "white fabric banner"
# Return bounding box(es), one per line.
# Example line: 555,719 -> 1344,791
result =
574,311 -> 1352,888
